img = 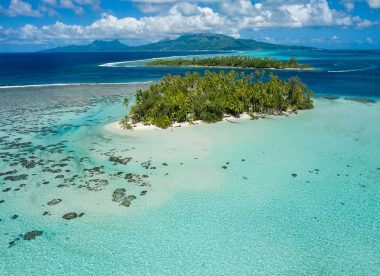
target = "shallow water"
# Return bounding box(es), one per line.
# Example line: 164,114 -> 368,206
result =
1,50 -> 380,274
0,81 -> 379,274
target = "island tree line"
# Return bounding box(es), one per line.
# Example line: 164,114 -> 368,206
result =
146,56 -> 311,70
121,70 -> 314,129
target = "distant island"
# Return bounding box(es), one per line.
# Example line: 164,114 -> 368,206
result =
146,56 -> 311,70
120,70 -> 314,129
41,33 -> 314,52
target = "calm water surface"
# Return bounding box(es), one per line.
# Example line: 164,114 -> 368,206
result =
0,51 -> 379,275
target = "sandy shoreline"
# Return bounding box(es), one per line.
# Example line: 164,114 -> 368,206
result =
146,64 -> 314,71
104,111 -> 294,132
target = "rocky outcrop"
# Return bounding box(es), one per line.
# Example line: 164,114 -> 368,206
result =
109,156 -> 132,165
112,188 -> 126,202
4,174 -> 28,181
112,188 -> 136,207
62,212 -> 78,220
47,199 -> 62,206
23,230 -> 43,240
121,195 -> 136,207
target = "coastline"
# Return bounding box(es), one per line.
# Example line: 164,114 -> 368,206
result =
1,48 -> 380,275
145,64 -> 314,71
2,81 -> 380,275
106,96 -> 379,133
105,111 -> 295,133
0,81 -> 154,89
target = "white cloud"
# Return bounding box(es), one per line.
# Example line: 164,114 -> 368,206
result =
0,0 -> 101,18
341,0 -> 354,11
366,36 -> 373,43
0,0 -> 42,17
37,0 -> 100,16
132,0 -> 221,13
42,0 -> 57,5
73,0 -> 100,10
366,0 -> 380,8
171,2 -> 200,16
341,0 -> 380,9
1,0 -> 378,46
60,0 -> 84,15
224,0 -> 367,29
5,7 -> 238,44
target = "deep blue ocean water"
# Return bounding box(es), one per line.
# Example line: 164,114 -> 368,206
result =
1,50 -> 379,98
0,50 -> 379,275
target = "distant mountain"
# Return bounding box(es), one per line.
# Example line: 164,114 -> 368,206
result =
41,39 -> 129,52
136,34 -> 312,51
41,34 -> 314,52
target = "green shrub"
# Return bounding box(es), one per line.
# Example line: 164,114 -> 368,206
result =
153,115 -> 172,129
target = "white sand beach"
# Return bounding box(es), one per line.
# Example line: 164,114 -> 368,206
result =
104,111 -> 295,133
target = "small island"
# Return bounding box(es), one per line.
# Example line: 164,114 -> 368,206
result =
146,56 -> 311,70
120,70 -> 313,129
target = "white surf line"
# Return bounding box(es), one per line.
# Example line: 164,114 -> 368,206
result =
98,52 -> 232,67
99,56 -> 189,67
328,64 -> 377,73
0,81 -> 154,89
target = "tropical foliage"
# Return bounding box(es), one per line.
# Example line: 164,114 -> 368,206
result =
121,70 -> 313,129
146,56 -> 311,70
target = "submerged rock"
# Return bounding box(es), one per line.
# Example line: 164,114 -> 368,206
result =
62,212 -> 78,220
344,97 -> 377,104
124,173 -> 150,186
8,239 -> 18,248
4,174 -> 28,181
23,230 -> 43,241
20,159 -> 36,169
141,161 -> 151,169
121,195 -> 136,207
109,156 -> 132,165
47,199 -> 62,206
112,188 -> 126,202
0,170 -> 18,177
81,178 -> 109,191
140,190 -> 147,196
318,95 -> 339,100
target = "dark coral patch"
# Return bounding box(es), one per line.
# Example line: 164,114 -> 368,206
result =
47,199 -> 62,206
62,212 -> 78,220
4,174 -> 28,181
23,230 -> 43,241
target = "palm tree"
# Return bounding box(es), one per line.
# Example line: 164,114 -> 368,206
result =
123,98 -> 129,107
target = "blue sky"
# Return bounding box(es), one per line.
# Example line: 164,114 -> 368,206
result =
0,0 -> 379,51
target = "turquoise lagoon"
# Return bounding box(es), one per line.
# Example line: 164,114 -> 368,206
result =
0,51 -> 380,275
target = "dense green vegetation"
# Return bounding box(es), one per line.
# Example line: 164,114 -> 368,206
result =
146,56 -> 311,70
121,70 -> 313,129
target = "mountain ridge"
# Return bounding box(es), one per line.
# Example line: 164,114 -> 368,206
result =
40,33 -> 314,52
